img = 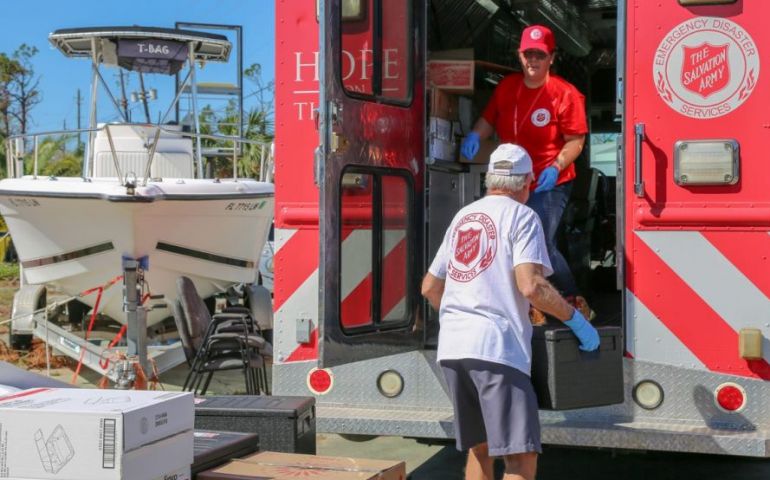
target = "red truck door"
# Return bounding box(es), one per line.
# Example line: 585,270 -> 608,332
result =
319,0 -> 425,367
626,0 -> 770,377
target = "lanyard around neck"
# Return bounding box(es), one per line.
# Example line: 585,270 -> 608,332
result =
513,79 -> 547,142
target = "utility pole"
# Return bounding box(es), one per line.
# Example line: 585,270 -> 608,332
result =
118,70 -> 130,122
138,73 -> 151,124
76,89 -> 82,151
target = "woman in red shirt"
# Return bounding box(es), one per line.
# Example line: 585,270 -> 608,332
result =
462,24 -> 587,305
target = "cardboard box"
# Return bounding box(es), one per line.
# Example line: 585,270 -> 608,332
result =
0,388 -> 195,480
2,429 -> 193,480
428,49 -> 475,95
428,60 -> 474,95
429,87 -> 459,121
197,451 -> 406,480
428,117 -> 457,163
429,117 -> 452,142
460,139 -> 499,164
428,137 -> 457,163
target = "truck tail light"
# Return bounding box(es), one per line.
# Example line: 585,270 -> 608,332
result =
715,382 -> 746,413
307,368 -> 334,395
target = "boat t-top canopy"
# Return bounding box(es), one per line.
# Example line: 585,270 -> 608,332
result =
49,26 -> 234,175
49,26 -> 231,74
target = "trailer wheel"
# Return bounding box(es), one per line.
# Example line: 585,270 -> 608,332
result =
66,299 -> 90,328
9,333 -> 32,351
10,284 -> 47,352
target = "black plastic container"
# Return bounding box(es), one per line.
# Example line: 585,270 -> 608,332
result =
193,430 -> 259,478
194,396 -> 316,454
531,326 -> 623,410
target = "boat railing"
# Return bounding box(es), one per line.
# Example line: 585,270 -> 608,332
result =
4,124 -> 274,185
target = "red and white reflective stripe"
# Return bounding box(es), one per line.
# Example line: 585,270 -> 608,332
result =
340,230 -> 407,327
273,228 -> 315,312
274,228 -> 319,364
701,231 -> 770,300
626,290 -> 704,368
630,230 -> 770,379
275,227 -> 407,364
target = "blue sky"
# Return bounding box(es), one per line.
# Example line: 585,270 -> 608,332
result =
0,0 -> 275,133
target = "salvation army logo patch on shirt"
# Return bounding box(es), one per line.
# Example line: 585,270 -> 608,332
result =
531,108 -> 550,127
448,212 -> 497,282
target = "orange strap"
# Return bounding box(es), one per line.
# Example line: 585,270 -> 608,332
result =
70,275 -> 124,385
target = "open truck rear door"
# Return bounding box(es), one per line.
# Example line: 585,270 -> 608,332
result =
319,0 -> 425,367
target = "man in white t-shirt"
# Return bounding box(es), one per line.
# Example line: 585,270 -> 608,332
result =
421,143 -> 599,480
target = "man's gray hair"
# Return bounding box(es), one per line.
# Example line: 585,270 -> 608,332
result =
485,172 -> 531,193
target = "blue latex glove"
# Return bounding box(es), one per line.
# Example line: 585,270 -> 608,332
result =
564,309 -> 600,352
534,166 -> 559,193
460,132 -> 480,160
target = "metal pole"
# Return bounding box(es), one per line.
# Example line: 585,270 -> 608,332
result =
123,258 -> 149,375
76,89 -> 82,151
95,68 -> 128,123
14,137 -> 23,178
5,139 -> 11,179
142,128 -> 162,185
33,136 -> 38,179
104,125 -> 124,183
237,25 -> 243,150
138,72 -> 151,124
188,43 -> 204,178
160,69 -> 192,125
85,38 -> 100,179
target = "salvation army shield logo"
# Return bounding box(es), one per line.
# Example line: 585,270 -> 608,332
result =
448,212 -> 497,282
653,17 -> 759,119
531,108 -> 551,127
680,43 -> 730,98
455,228 -> 482,266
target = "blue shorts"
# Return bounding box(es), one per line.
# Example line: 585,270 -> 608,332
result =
440,358 -> 542,456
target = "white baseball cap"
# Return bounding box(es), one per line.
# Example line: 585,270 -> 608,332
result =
488,143 -> 533,176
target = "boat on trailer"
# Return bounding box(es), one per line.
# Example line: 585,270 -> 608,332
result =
0,26 -> 274,375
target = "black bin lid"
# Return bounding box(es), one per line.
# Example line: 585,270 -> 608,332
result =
195,395 -> 315,418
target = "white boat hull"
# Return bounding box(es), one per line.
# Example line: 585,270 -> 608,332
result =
0,177 -> 274,327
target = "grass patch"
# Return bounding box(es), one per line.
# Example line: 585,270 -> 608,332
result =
0,263 -> 19,281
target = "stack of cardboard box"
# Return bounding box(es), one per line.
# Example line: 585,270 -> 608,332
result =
0,388 -> 195,480
427,49 -> 469,164
427,49 -> 505,165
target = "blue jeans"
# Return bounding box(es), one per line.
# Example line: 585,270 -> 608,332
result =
526,182 -> 578,296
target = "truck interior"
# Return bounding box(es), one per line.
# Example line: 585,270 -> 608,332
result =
424,0 -> 621,345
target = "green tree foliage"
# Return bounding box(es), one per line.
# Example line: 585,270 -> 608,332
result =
22,135 -> 83,177
0,45 -> 42,179
8,45 -> 41,136
200,63 -> 275,179
0,53 -> 25,177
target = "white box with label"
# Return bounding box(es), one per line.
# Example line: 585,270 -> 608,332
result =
0,388 -> 194,480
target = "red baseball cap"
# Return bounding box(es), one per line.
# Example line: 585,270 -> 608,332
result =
518,25 -> 555,54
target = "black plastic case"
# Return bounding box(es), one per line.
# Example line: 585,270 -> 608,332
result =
531,326 -> 624,410
194,396 -> 316,454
